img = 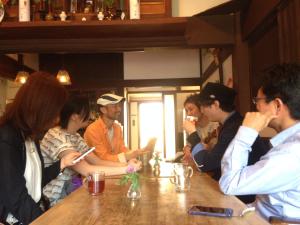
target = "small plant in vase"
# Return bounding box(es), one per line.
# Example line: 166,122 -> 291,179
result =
152,151 -> 162,176
119,165 -> 141,200
103,0 -> 114,20
153,151 -> 162,168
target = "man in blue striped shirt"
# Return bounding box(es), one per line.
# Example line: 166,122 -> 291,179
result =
219,63 -> 300,221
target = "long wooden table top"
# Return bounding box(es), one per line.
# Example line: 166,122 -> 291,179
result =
30,163 -> 270,225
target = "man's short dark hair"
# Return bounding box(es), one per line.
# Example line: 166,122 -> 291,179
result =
261,63 -> 300,120
199,82 -> 236,113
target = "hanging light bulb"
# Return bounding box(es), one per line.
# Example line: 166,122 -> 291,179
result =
15,71 -> 29,84
56,69 -> 72,85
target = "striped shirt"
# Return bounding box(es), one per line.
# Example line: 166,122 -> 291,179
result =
41,127 -> 88,206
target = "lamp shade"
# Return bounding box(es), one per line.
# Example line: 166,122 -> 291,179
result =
15,71 -> 29,84
56,70 -> 72,85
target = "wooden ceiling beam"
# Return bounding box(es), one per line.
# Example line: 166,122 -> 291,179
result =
201,48 -> 233,83
242,0 -> 281,40
0,55 -> 35,80
185,15 -> 235,48
0,17 -> 234,53
68,77 -> 203,90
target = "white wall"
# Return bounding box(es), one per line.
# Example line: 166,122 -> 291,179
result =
124,49 -> 200,79
223,55 -> 233,85
0,54 -> 39,114
6,80 -> 22,102
172,0 -> 230,17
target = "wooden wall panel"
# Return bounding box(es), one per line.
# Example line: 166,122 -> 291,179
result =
242,0 -> 280,40
140,0 -> 171,18
39,53 -> 124,89
124,0 -> 171,18
249,24 -> 280,106
277,0 -> 300,63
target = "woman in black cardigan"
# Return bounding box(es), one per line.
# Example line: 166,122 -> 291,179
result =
0,72 -> 80,225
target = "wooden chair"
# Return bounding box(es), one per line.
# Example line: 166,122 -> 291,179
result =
269,216 -> 300,225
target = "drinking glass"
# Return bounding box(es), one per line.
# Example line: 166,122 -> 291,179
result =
87,171 -> 105,195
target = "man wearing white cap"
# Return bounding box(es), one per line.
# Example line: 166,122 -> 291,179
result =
84,93 -> 155,163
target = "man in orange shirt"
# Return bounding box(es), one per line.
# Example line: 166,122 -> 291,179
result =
84,93 -> 155,163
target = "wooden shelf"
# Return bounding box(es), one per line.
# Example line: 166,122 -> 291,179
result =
0,18 -> 188,53
0,15 -> 235,53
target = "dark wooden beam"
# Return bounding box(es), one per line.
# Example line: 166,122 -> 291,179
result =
185,15 -> 235,48
0,17 -> 236,53
232,13 -> 251,115
0,19 -> 187,53
0,55 -> 34,80
196,0 -> 250,16
242,0 -> 281,40
201,48 -> 232,83
0,37 -> 187,54
68,78 -> 202,90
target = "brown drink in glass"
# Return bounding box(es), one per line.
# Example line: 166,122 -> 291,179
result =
87,171 -> 105,195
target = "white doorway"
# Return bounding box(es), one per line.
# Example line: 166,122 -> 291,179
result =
125,86 -> 200,160
139,102 -> 164,153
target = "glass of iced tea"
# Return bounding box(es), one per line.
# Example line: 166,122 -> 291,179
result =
87,171 -> 105,195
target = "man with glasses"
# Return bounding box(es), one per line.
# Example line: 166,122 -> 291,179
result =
220,63 -> 300,220
184,82 -> 269,203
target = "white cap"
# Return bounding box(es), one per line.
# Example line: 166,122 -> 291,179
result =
97,93 -> 125,106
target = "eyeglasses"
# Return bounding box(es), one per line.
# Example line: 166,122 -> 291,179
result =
252,97 -> 267,105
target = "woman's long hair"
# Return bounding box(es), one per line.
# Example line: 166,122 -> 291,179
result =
0,71 -> 68,139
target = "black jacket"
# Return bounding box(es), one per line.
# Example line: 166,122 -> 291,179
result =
0,123 -> 61,225
188,112 -> 270,203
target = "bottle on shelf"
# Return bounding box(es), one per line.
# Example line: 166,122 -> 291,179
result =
70,0 -> 78,13
19,0 -> 30,21
129,0 -> 140,20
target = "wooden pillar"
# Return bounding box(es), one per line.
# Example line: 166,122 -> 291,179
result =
277,0 -> 300,63
232,13 -> 251,115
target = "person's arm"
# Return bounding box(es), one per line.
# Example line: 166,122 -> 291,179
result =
58,151 -> 141,177
219,126 -> 300,195
42,150 -> 80,186
0,141 -> 43,224
62,152 -> 127,176
183,120 -> 200,149
85,152 -> 127,167
192,125 -> 238,172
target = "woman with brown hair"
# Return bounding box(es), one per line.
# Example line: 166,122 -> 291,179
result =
0,72 -> 81,225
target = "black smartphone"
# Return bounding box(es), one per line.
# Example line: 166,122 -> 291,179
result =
188,205 -> 233,218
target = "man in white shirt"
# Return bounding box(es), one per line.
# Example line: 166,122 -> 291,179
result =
219,63 -> 300,220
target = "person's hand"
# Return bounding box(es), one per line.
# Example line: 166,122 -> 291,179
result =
242,111 -> 278,132
60,151 -> 81,171
125,150 -> 139,161
182,145 -> 192,163
143,137 -> 157,152
128,158 -> 142,171
183,120 -> 197,135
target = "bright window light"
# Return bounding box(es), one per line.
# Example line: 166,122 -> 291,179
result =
139,102 -> 164,153
164,95 -> 176,160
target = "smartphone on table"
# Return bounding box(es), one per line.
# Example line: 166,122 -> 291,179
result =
72,147 -> 95,164
188,205 -> 233,218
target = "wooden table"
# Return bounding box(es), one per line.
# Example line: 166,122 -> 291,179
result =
31,163 -> 270,225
